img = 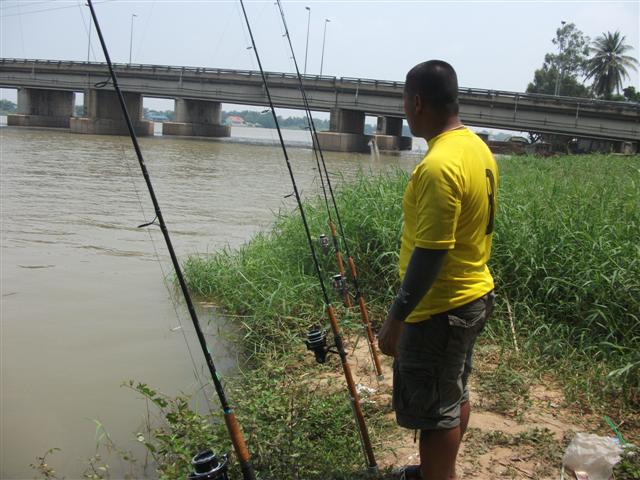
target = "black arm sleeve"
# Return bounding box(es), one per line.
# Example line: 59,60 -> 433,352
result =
388,247 -> 448,322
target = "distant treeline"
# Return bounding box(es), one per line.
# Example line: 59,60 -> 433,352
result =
0,99 -> 16,115
221,110 -> 409,136
222,110 -> 331,131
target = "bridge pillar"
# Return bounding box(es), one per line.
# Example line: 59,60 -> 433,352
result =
374,116 -> 412,151
162,99 -> 230,137
70,90 -> 154,136
7,88 -> 75,128
315,108 -> 371,152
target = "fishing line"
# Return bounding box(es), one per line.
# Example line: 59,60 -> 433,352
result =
274,0 -> 384,379
2,0 -> 115,18
209,2 -> 236,67
116,143 -> 215,416
118,125 -> 249,429
233,1 -> 259,72
1,0 -> 51,11
121,145 -> 202,364
85,2 -> 255,478
134,0 -> 156,62
239,0 -> 378,472
15,0 -> 27,58
76,1 -> 99,62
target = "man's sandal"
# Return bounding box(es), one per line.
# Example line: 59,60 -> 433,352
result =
392,464 -> 422,479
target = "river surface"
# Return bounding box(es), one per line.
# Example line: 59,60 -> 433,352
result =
0,121 -> 423,479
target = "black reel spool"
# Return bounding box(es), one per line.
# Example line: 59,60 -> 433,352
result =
332,273 -> 347,294
188,450 -> 229,480
318,234 -> 330,255
305,326 -> 329,363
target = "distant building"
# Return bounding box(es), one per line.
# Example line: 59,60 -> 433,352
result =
225,115 -> 246,126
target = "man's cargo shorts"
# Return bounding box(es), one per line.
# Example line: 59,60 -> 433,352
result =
392,290 -> 495,430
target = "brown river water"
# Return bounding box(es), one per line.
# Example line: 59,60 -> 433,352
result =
0,122 -> 423,478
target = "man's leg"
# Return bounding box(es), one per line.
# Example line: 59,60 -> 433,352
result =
419,427 -> 461,480
417,401 -> 470,480
447,400 -> 471,479
459,400 -> 470,440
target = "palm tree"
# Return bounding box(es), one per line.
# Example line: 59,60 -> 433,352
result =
585,31 -> 638,98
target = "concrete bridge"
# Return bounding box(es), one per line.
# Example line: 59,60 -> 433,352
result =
1,58 -> 638,152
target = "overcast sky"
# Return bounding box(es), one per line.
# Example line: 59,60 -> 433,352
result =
1,0 -> 638,111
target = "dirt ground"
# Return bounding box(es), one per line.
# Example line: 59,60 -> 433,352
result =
340,335 -> 611,480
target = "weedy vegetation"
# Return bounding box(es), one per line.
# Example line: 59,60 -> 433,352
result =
613,444 -> 640,479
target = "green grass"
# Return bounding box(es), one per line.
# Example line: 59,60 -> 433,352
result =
115,153 -> 638,478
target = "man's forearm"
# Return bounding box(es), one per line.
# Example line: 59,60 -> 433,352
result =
388,247 -> 448,322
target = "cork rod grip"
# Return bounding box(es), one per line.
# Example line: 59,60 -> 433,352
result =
224,411 -> 250,460
349,257 -> 383,377
326,305 -> 378,469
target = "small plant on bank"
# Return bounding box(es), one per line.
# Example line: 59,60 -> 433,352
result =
614,444 -> 640,480
30,448 -> 64,480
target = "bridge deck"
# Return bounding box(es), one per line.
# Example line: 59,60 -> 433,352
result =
1,58 -> 638,141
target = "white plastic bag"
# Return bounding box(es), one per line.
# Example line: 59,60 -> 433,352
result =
563,433 -> 623,480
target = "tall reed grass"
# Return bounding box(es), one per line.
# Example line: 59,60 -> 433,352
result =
490,155 -> 639,407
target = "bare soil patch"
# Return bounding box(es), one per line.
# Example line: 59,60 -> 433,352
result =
335,335 -> 630,479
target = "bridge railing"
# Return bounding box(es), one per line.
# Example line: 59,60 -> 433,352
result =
1,58 -> 638,113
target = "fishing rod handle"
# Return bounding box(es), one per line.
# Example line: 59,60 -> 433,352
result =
223,410 -> 255,480
341,360 -> 378,470
348,257 -> 384,378
358,296 -> 384,379
326,305 -> 378,470
329,222 -> 352,308
328,223 -> 345,273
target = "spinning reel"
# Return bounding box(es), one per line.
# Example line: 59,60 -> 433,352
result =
305,326 -> 338,364
188,450 -> 229,480
317,234 -> 330,255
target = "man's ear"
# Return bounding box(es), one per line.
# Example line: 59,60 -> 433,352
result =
414,94 -> 423,115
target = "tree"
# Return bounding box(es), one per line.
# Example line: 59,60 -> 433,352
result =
623,86 -> 640,103
0,99 -> 17,113
585,31 -> 639,98
526,22 -> 591,97
527,66 -> 592,98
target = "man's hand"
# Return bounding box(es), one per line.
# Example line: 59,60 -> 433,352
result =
377,313 -> 404,357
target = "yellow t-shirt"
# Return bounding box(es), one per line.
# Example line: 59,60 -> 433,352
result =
399,127 -> 498,323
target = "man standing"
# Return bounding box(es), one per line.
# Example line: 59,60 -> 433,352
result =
378,60 -> 498,480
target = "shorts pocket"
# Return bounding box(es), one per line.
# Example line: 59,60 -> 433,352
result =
446,300 -> 486,330
393,360 -> 439,418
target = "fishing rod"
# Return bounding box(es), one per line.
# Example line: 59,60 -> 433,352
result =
238,0 -> 378,473
274,0 -> 383,380
85,2 -> 255,479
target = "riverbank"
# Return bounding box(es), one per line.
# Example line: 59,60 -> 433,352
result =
31,153 -> 640,478
176,154 -> 639,477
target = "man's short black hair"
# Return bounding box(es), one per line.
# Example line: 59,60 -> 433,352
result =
405,60 -> 459,116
